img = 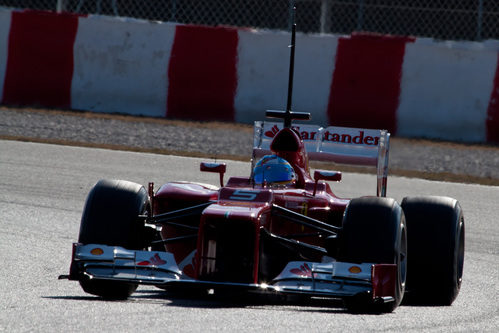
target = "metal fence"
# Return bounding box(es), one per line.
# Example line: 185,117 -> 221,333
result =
1,0 -> 498,41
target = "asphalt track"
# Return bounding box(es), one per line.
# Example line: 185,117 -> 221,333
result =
0,140 -> 497,332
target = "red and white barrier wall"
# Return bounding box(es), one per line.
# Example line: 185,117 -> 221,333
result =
1,9 -> 498,143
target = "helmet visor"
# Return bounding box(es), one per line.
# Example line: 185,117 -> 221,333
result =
253,163 -> 295,184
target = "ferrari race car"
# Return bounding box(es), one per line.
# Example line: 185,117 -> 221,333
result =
60,12 -> 464,312
60,109 -> 465,313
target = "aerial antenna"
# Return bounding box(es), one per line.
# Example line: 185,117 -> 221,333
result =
285,6 -> 297,127
266,5 -> 311,128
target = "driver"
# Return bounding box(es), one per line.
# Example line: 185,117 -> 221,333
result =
253,155 -> 296,186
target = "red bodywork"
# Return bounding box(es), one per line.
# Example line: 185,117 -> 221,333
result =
153,127 -> 349,284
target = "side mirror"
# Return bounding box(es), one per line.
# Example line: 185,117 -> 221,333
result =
313,170 -> 342,195
200,162 -> 226,187
314,170 -> 342,182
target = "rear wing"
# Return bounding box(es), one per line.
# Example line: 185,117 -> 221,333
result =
253,121 -> 390,197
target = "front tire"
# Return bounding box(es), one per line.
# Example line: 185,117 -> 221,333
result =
338,197 -> 407,313
402,196 -> 464,305
78,179 -> 150,299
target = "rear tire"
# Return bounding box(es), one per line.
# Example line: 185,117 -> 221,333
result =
402,196 -> 464,305
78,179 -> 150,299
338,197 -> 407,313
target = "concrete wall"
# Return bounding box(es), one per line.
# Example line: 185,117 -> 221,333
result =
1,8 -> 498,143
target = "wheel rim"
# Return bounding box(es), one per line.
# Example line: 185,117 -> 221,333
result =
456,218 -> 465,288
399,222 -> 408,291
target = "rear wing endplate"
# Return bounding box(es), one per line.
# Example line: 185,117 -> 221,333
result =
253,121 -> 390,197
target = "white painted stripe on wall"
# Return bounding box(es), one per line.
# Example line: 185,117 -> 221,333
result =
293,33 -> 338,125
397,39 -> 499,142
0,9 -> 12,103
71,16 -> 176,117
235,30 -> 337,125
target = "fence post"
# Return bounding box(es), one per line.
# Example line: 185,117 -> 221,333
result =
56,0 -> 66,13
356,0 -> 364,31
320,0 -> 331,33
476,0 -> 483,40
171,0 -> 177,22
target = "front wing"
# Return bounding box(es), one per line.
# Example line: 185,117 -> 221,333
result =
61,244 -> 397,303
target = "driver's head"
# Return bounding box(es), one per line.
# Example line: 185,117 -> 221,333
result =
253,155 -> 296,185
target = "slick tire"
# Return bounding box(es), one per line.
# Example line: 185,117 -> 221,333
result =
78,179 -> 150,299
401,196 -> 464,305
338,197 -> 407,313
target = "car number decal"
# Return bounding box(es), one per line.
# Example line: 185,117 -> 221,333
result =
229,189 -> 259,201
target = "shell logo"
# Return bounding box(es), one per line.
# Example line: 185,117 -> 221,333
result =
90,248 -> 104,255
348,266 -> 362,274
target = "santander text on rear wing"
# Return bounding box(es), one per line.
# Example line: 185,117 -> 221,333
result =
253,120 -> 390,197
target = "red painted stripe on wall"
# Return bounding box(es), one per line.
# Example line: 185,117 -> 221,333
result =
167,25 -> 238,121
327,34 -> 414,134
486,54 -> 499,143
2,10 -> 78,108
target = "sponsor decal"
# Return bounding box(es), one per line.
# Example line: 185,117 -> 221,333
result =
138,253 -> 167,266
300,202 -> 308,216
265,124 -> 280,138
264,124 -> 319,142
179,250 -> 197,277
290,263 -> 315,277
90,248 -> 104,256
294,128 -> 319,141
323,130 -> 379,146
348,266 -> 362,274
263,123 -> 379,146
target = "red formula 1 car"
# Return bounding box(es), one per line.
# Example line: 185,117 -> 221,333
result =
60,109 -> 465,313
60,15 -> 464,312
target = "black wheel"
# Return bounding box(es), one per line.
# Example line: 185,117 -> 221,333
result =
401,196 -> 464,305
338,197 -> 407,313
78,179 -> 150,299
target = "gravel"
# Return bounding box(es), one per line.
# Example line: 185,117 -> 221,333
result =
1,107 -> 498,185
